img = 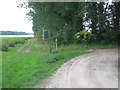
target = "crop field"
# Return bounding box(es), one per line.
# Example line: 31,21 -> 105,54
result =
0,37 -> 29,51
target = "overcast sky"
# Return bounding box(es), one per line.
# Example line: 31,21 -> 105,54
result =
0,0 -> 33,33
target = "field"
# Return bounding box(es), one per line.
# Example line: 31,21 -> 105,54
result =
0,37 -> 30,51
1,37 -> 118,88
1,37 -> 89,88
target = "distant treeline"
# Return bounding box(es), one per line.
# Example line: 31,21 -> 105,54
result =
0,31 -> 33,35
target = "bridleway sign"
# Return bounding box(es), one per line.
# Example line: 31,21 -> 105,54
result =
43,30 -> 50,40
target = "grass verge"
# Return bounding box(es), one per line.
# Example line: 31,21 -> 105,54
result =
2,38 -> 89,88
59,43 -> 118,52
2,50 -> 89,88
2,38 -> 118,88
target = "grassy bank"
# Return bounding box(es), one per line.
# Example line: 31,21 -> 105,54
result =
60,43 -> 118,52
2,37 -> 118,88
2,51 -> 88,88
2,38 -> 89,88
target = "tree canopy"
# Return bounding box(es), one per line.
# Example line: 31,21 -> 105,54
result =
25,2 -> 119,45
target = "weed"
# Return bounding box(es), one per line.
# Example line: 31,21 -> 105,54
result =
2,45 -> 8,51
47,55 -> 65,63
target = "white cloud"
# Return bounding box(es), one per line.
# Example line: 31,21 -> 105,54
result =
0,0 -> 33,33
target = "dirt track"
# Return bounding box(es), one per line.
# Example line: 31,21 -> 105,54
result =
36,49 -> 118,88
17,40 -> 31,53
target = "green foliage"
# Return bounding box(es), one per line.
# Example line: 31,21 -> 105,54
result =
1,37 -> 28,51
47,55 -> 65,63
75,29 -> 93,43
1,45 -> 8,51
24,2 -> 119,45
26,3 -> 87,44
62,43 -> 118,51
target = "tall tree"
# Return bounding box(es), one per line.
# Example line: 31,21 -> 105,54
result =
25,2 -> 119,44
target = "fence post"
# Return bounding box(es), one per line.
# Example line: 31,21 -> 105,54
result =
55,38 -> 58,51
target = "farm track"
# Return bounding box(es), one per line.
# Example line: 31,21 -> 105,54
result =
25,43 -> 31,53
36,49 -> 118,88
17,40 -> 31,53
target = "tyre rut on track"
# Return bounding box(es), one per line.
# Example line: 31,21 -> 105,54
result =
17,39 -> 31,53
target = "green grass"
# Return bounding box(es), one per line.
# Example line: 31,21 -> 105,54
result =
2,37 -> 118,88
2,38 -> 89,88
30,39 -> 49,53
2,51 -> 88,88
8,39 -> 29,52
60,43 -> 118,52
1,37 -> 29,51
0,52 -> 2,89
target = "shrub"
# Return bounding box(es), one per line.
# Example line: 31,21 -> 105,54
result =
75,29 -> 94,43
20,40 -> 25,44
9,43 -> 15,47
2,45 -> 8,51
47,55 -> 65,63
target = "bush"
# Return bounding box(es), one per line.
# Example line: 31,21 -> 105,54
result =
21,40 -> 25,44
9,43 -> 15,47
75,29 -> 94,43
47,55 -> 64,63
2,45 -> 8,51
15,41 -> 21,44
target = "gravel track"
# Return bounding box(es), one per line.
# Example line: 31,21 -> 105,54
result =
36,49 -> 118,88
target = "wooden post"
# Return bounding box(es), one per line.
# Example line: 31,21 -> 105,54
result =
55,38 -> 58,51
49,39 -> 52,53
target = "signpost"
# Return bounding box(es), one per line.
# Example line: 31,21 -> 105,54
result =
43,29 -> 58,52
43,30 -> 50,40
55,38 -> 58,51
43,30 -> 51,52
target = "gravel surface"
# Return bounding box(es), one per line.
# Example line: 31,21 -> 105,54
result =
36,49 -> 118,88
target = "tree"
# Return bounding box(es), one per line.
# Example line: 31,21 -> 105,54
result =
25,2 -> 119,45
